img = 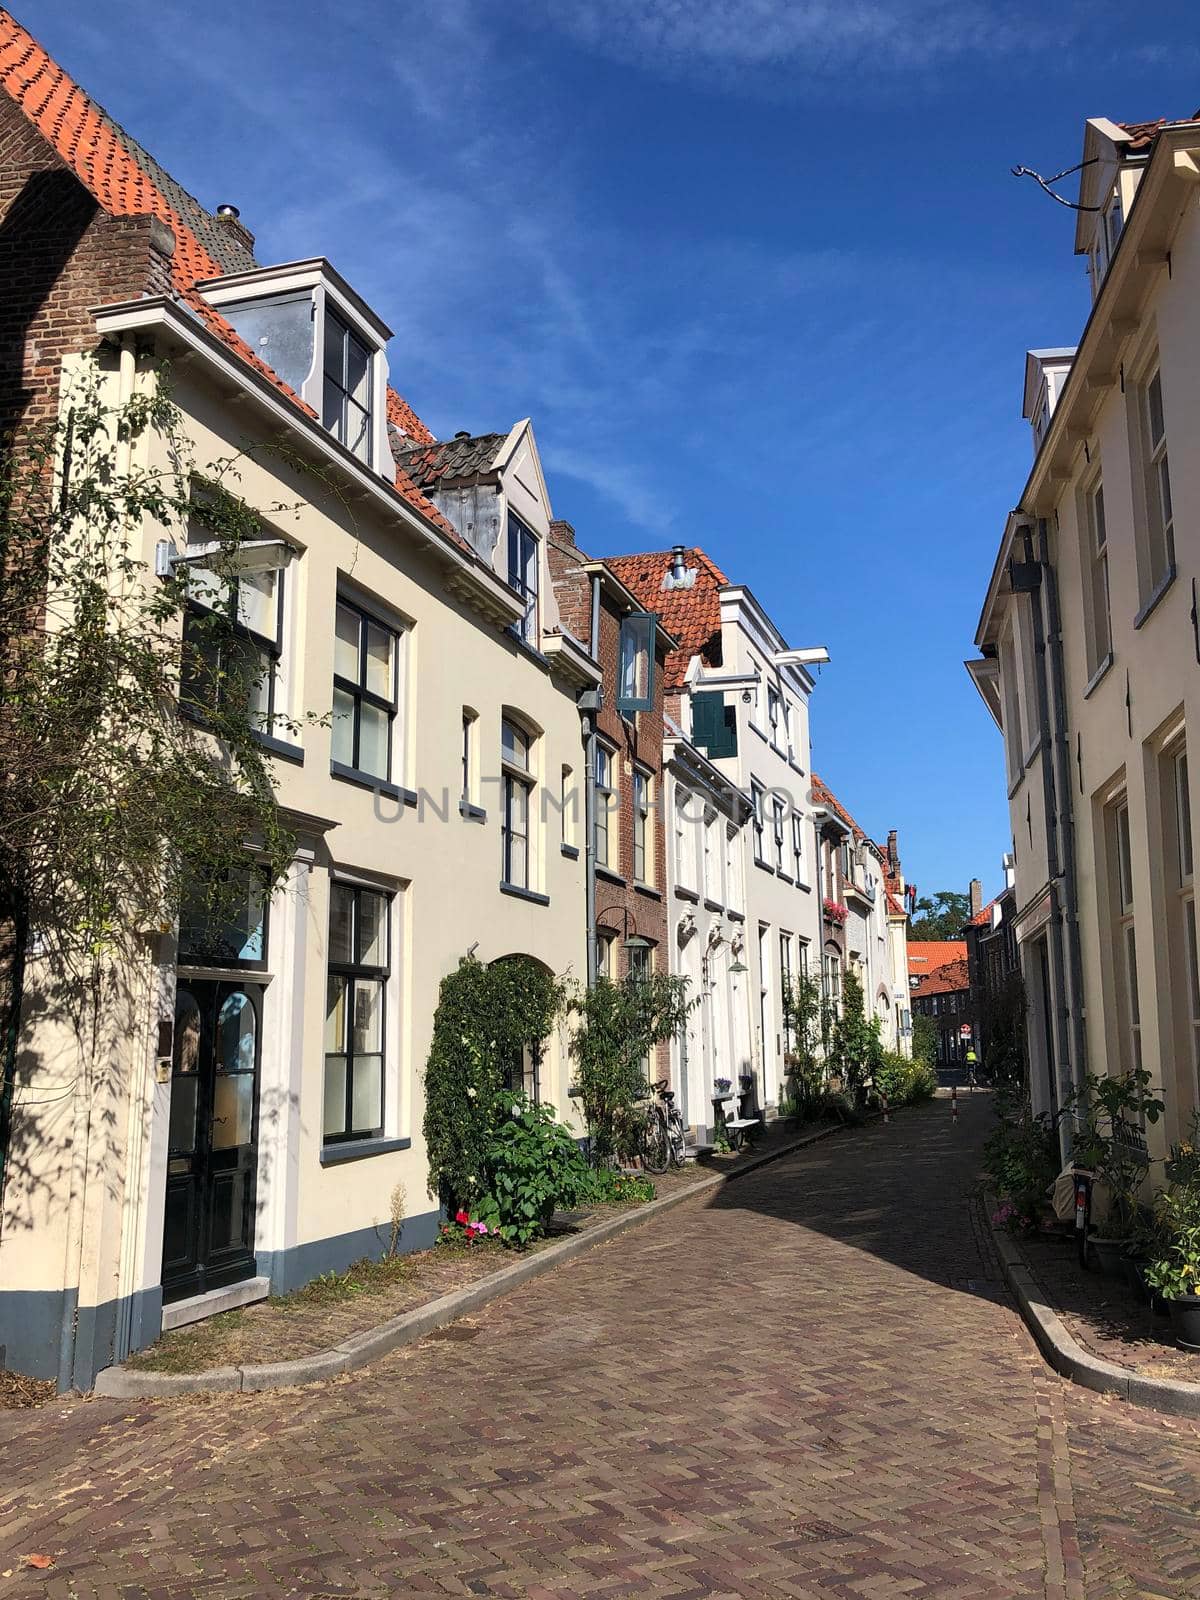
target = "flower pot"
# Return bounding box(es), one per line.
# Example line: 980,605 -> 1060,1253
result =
1122,1252 -> 1149,1301
1088,1235 -> 1127,1277
1168,1295 -> 1200,1352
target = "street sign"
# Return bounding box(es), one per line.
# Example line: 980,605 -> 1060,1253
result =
959,1023 -> 973,1039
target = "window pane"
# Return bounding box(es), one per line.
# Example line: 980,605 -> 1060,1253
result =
1180,754 -> 1194,882
331,686 -> 356,767
322,376 -> 343,437
324,309 -> 345,382
346,334 -> 371,405
334,604 -> 360,682
508,828 -> 528,889
329,887 -> 354,964
1149,371 -> 1165,445
325,974 -> 347,1052
1092,485 -> 1106,552
346,400 -> 371,462
358,891 -> 387,968
1126,925 -> 1140,1024
212,1072 -> 253,1149
351,979 -> 384,1055
217,992 -> 256,1075
351,1055 -> 383,1133
358,700 -> 390,779
1159,454 -> 1173,531
502,720 -> 529,770
237,570 -> 277,642
364,622 -> 394,700
323,1056 -> 348,1137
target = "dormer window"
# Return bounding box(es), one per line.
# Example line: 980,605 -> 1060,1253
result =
200,260 -> 390,476
507,513 -> 539,646
323,309 -> 372,462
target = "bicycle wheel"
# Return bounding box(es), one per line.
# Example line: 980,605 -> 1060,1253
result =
641,1113 -> 669,1174
668,1112 -> 687,1168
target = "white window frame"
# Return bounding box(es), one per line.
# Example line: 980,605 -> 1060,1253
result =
595,741 -> 616,871
1081,471 -> 1111,678
1136,362 -> 1175,603
501,717 -> 536,890
633,766 -> 652,885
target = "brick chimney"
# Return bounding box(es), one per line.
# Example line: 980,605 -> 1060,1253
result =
886,828 -> 899,874
969,878 -> 983,918
214,203 -> 256,256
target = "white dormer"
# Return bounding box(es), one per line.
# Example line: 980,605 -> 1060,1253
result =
197,259 -> 392,476
1073,118 -> 1153,300
1022,348 -> 1076,455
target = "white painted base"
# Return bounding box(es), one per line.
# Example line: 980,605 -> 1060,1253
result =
161,1275 -> 270,1332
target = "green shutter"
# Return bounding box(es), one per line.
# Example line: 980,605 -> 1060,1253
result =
691,691 -> 737,759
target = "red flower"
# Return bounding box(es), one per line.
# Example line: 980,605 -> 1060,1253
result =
455,1210 -> 469,1224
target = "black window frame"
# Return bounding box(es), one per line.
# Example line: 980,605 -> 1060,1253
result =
507,513 -> 540,646
322,306 -> 374,465
331,598 -> 399,783
181,561 -> 285,732
324,881 -> 391,1145
751,780 -> 766,862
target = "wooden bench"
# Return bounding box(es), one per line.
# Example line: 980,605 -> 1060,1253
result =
712,1094 -> 760,1151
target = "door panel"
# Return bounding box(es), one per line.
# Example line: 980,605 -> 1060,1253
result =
161,979 -> 261,1303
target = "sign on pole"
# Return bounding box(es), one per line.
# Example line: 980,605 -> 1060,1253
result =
959,1023 -> 972,1039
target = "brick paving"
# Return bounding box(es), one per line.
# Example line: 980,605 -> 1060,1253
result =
3,1096 -> 1200,1598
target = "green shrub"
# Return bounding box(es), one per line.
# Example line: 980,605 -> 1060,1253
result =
567,973 -> 692,1160
476,1093 -> 590,1246
575,1166 -> 656,1206
872,1050 -> 936,1109
983,1085 -> 1059,1222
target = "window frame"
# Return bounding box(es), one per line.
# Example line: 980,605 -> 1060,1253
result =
595,741 -> 616,870
507,513 -> 540,647
181,554 -> 285,733
1136,363 -> 1175,602
751,779 -> 766,864
324,881 -> 392,1145
1081,470 -> 1112,677
633,766 -> 652,885
322,305 -> 374,466
501,717 -> 535,891
331,598 -> 400,783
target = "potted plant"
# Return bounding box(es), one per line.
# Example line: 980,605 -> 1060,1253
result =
1068,1069 -> 1162,1275
713,1077 -> 732,1096
1145,1188 -> 1200,1350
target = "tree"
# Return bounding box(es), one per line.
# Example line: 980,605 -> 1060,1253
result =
909,890 -> 971,941
828,969 -> 882,1110
567,972 -> 692,1161
912,1012 -> 938,1073
782,972 -> 836,1118
0,368 -> 301,1209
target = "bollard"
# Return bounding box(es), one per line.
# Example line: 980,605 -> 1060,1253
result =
951,1084 -> 958,1125
881,1092 -> 890,1125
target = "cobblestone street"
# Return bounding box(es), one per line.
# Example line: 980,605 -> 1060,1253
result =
4,1097 -> 1200,1599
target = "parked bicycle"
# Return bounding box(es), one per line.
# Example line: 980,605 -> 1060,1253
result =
640,1079 -> 687,1173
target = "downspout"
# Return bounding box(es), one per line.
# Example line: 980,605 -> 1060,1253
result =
1037,518 -> 1088,1109
583,572 -> 600,987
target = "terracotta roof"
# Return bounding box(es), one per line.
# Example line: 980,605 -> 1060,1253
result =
1115,116 -> 1200,151
604,548 -> 730,691
907,940 -> 968,979
395,433 -> 508,488
386,388 -> 434,447
911,957 -> 970,999
0,10 -> 451,535
885,889 -> 905,917
811,775 -> 886,862
967,898 -> 999,928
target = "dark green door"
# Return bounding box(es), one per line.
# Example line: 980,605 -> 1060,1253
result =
162,980 -> 261,1303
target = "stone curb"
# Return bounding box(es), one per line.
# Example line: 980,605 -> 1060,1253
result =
984,1192 -> 1200,1420
96,1114 -> 866,1399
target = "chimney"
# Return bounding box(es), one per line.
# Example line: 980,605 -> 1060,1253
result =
886,828 -> 899,874
549,518 -> 577,548
214,203 -> 255,255
969,878 -> 983,918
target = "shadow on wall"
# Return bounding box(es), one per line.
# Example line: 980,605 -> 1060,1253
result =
0,170 -> 98,438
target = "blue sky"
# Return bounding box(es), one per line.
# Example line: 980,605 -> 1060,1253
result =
23,0 -> 1200,902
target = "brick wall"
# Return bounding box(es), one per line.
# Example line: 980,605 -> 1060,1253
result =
0,94 -> 174,443
545,520 -> 674,1082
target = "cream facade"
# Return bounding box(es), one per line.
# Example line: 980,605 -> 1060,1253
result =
663,721 -> 754,1137
1,275 -> 596,1387
971,114 -> 1200,1158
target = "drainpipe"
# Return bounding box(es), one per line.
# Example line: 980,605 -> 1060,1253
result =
1037,518 -> 1088,1109
582,572 -> 601,987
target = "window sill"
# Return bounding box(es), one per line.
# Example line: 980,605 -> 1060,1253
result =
1007,767 -> 1027,802
754,857 -> 775,875
596,865 -> 626,887
788,757 -> 807,777
749,722 -> 769,744
500,882 -> 550,906
560,843 -> 580,859
331,763 -> 417,806
320,1136 -> 411,1166
252,730 -> 305,765
460,799 -> 487,822
1082,652 -> 1115,700
674,885 -> 700,903
776,869 -> 794,885
634,882 -> 662,899
726,908 -> 746,922
1134,564 -> 1176,630
703,896 -> 723,913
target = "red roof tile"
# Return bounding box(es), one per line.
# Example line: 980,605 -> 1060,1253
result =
911,957 -> 970,999
0,9 -> 450,534
968,898 -> 999,928
604,548 -> 730,691
907,940 -> 968,979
